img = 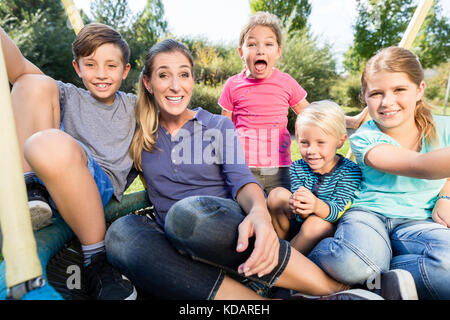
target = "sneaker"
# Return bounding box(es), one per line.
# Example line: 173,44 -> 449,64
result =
366,269 -> 418,300
84,251 -> 137,300
25,174 -> 53,231
288,289 -> 384,300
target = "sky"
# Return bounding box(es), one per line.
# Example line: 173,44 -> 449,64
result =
73,0 -> 450,70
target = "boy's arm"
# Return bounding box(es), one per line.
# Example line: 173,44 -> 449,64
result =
0,27 -> 43,84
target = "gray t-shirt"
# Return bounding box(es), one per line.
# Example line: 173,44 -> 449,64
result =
57,81 -> 137,201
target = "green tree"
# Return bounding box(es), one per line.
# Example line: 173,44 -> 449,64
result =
249,0 -> 311,34
0,0 -> 81,85
344,0 -> 450,73
89,0 -> 168,93
279,31 -> 339,132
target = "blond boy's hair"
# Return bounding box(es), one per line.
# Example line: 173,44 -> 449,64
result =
295,100 -> 346,140
239,12 -> 282,47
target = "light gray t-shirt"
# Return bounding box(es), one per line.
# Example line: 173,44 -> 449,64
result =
57,81 -> 137,201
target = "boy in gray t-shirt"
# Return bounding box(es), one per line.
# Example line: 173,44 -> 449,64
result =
1,24 -> 137,300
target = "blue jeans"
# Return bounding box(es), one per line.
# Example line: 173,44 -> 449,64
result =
308,208 -> 450,300
105,196 -> 291,299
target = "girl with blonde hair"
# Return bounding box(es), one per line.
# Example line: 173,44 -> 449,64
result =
308,47 -> 450,300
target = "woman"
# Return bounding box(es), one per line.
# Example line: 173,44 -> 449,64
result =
104,39 -> 383,300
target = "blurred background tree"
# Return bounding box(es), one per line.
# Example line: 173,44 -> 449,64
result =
1,0 -> 448,125
0,0 -> 80,84
343,0 -> 450,73
249,0 -> 311,34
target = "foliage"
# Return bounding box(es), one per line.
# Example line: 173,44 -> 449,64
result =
279,31 -> 339,132
89,0 -> 168,93
344,0 -> 450,73
0,0 -> 81,85
181,37 -> 242,87
329,74 -> 364,110
425,61 -> 450,108
249,0 -> 311,34
0,0 -> 167,93
189,82 -> 224,114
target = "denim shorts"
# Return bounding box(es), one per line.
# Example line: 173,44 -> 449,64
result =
250,166 -> 290,196
45,139 -> 114,214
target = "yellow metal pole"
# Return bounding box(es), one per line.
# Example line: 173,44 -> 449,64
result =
0,41 -> 42,288
346,0 -> 434,159
61,0 -> 84,35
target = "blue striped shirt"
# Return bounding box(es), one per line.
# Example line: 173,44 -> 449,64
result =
290,155 -> 362,223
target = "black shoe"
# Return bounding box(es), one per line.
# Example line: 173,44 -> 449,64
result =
289,289 -> 384,300
365,269 -> 418,300
25,174 -> 53,231
84,252 -> 137,300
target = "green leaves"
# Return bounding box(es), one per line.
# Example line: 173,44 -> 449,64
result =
344,0 -> 450,73
249,0 -> 311,34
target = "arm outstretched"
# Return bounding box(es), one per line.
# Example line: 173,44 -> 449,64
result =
0,27 -> 42,84
366,144 -> 450,180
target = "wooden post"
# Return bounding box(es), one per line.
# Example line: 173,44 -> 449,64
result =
399,0 -> 434,49
61,0 -> 84,35
0,40 -> 42,288
443,72 -> 450,115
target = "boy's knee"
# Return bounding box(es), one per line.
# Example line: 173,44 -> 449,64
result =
24,129 -> 86,172
267,187 -> 290,211
300,216 -> 332,239
12,74 -> 58,105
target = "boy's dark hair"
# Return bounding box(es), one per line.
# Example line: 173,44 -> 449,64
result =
72,23 -> 130,65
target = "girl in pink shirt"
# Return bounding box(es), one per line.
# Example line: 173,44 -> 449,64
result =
220,12 -> 367,195
219,12 -> 309,194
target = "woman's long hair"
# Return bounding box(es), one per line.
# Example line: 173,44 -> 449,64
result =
361,46 -> 437,147
130,39 -> 194,171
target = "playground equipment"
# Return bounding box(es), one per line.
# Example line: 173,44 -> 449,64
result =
0,0 -> 438,300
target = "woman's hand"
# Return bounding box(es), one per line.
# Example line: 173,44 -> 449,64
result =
432,198 -> 450,227
236,209 -> 280,278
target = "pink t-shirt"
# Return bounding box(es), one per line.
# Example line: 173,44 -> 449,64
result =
219,68 -> 307,167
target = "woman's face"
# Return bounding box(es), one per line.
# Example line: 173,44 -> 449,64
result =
143,51 -> 194,120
